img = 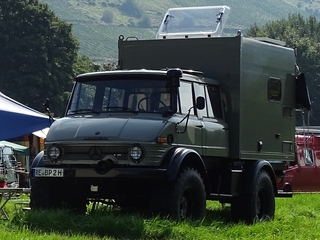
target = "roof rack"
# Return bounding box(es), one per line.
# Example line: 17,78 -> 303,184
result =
254,37 -> 286,47
162,68 -> 204,77
181,69 -> 204,77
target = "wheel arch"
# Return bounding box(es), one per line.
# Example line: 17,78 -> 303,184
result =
245,160 -> 277,196
31,151 -> 45,168
161,147 -> 210,195
30,151 -> 45,180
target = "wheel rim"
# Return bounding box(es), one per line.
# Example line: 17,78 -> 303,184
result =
179,188 -> 195,219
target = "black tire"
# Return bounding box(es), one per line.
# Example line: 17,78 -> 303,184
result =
30,178 -> 87,213
62,187 -> 87,214
151,167 -> 206,220
30,178 -> 62,210
231,170 -> 275,223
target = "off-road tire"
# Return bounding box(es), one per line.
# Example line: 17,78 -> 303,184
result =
62,187 -> 87,214
231,170 -> 275,223
30,178 -> 87,213
30,178 -> 63,210
151,167 -> 206,220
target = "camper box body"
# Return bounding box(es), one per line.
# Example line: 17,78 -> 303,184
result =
118,35 -> 296,162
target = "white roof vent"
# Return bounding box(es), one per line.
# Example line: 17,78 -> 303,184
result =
156,6 -> 230,39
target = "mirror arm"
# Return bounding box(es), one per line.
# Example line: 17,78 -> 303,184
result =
175,106 -> 193,134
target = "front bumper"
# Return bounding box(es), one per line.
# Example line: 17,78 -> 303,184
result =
31,167 -> 168,179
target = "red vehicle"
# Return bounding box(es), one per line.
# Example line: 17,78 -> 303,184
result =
278,127 -> 320,192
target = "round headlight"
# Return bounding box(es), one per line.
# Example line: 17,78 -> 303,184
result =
129,145 -> 144,163
48,145 -> 61,161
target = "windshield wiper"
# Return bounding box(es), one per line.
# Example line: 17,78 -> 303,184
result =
104,107 -> 130,110
104,107 -> 139,113
70,109 -> 100,114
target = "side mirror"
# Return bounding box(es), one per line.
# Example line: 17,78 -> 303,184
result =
43,98 -> 50,112
196,96 -> 205,110
43,98 -> 54,121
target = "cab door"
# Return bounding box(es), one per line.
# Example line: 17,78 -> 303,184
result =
194,83 -> 229,157
175,81 -> 203,155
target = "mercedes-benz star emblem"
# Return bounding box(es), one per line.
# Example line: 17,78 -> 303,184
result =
89,146 -> 102,160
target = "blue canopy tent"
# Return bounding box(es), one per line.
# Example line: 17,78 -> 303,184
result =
0,92 -> 51,141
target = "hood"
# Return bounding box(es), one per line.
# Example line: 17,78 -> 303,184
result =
46,115 -> 167,142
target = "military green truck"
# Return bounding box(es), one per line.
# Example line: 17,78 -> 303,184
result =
30,6 -> 311,223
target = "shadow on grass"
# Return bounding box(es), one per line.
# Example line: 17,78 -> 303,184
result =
9,205 -> 232,239
11,208 -> 150,239
202,205 -> 231,225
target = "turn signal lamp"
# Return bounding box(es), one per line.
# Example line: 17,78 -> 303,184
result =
157,137 -> 167,144
157,134 -> 174,145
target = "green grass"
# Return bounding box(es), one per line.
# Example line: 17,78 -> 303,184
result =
2,194 -> 320,239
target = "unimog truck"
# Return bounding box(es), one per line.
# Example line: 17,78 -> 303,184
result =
30,6 -> 311,223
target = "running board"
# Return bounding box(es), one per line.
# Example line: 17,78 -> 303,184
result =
208,193 -> 233,201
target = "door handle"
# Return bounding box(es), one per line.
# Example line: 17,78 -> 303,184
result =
196,125 -> 203,128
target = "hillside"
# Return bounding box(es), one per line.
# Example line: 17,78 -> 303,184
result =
38,0 -> 318,61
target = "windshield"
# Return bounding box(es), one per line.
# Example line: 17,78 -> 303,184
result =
67,77 -> 177,115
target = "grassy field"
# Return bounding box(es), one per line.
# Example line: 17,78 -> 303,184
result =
1,193 -> 320,239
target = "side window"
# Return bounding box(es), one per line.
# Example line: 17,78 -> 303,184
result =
268,77 -> 281,103
179,81 -> 194,114
204,87 -> 214,118
303,148 -> 313,165
194,84 -> 207,117
206,85 -> 223,119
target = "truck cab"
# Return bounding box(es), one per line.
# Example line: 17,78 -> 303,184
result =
278,127 -> 320,192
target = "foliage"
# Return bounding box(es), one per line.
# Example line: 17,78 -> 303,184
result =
38,0 -> 317,59
245,14 -> 320,125
0,0 -> 79,117
101,9 -> 114,23
137,14 -> 151,28
0,174 -> 7,183
118,0 -> 142,18
92,61 -> 117,71
73,55 -> 96,76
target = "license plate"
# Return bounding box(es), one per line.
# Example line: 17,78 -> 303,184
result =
33,168 -> 64,177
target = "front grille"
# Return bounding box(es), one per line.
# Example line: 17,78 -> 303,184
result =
63,145 -> 128,161
44,142 -> 169,166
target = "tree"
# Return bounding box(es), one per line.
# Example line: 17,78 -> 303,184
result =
73,55 -> 95,76
0,0 -> 79,117
246,14 -> 320,125
119,0 -> 142,18
137,14 -> 151,28
92,61 -> 117,72
101,9 -> 114,23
